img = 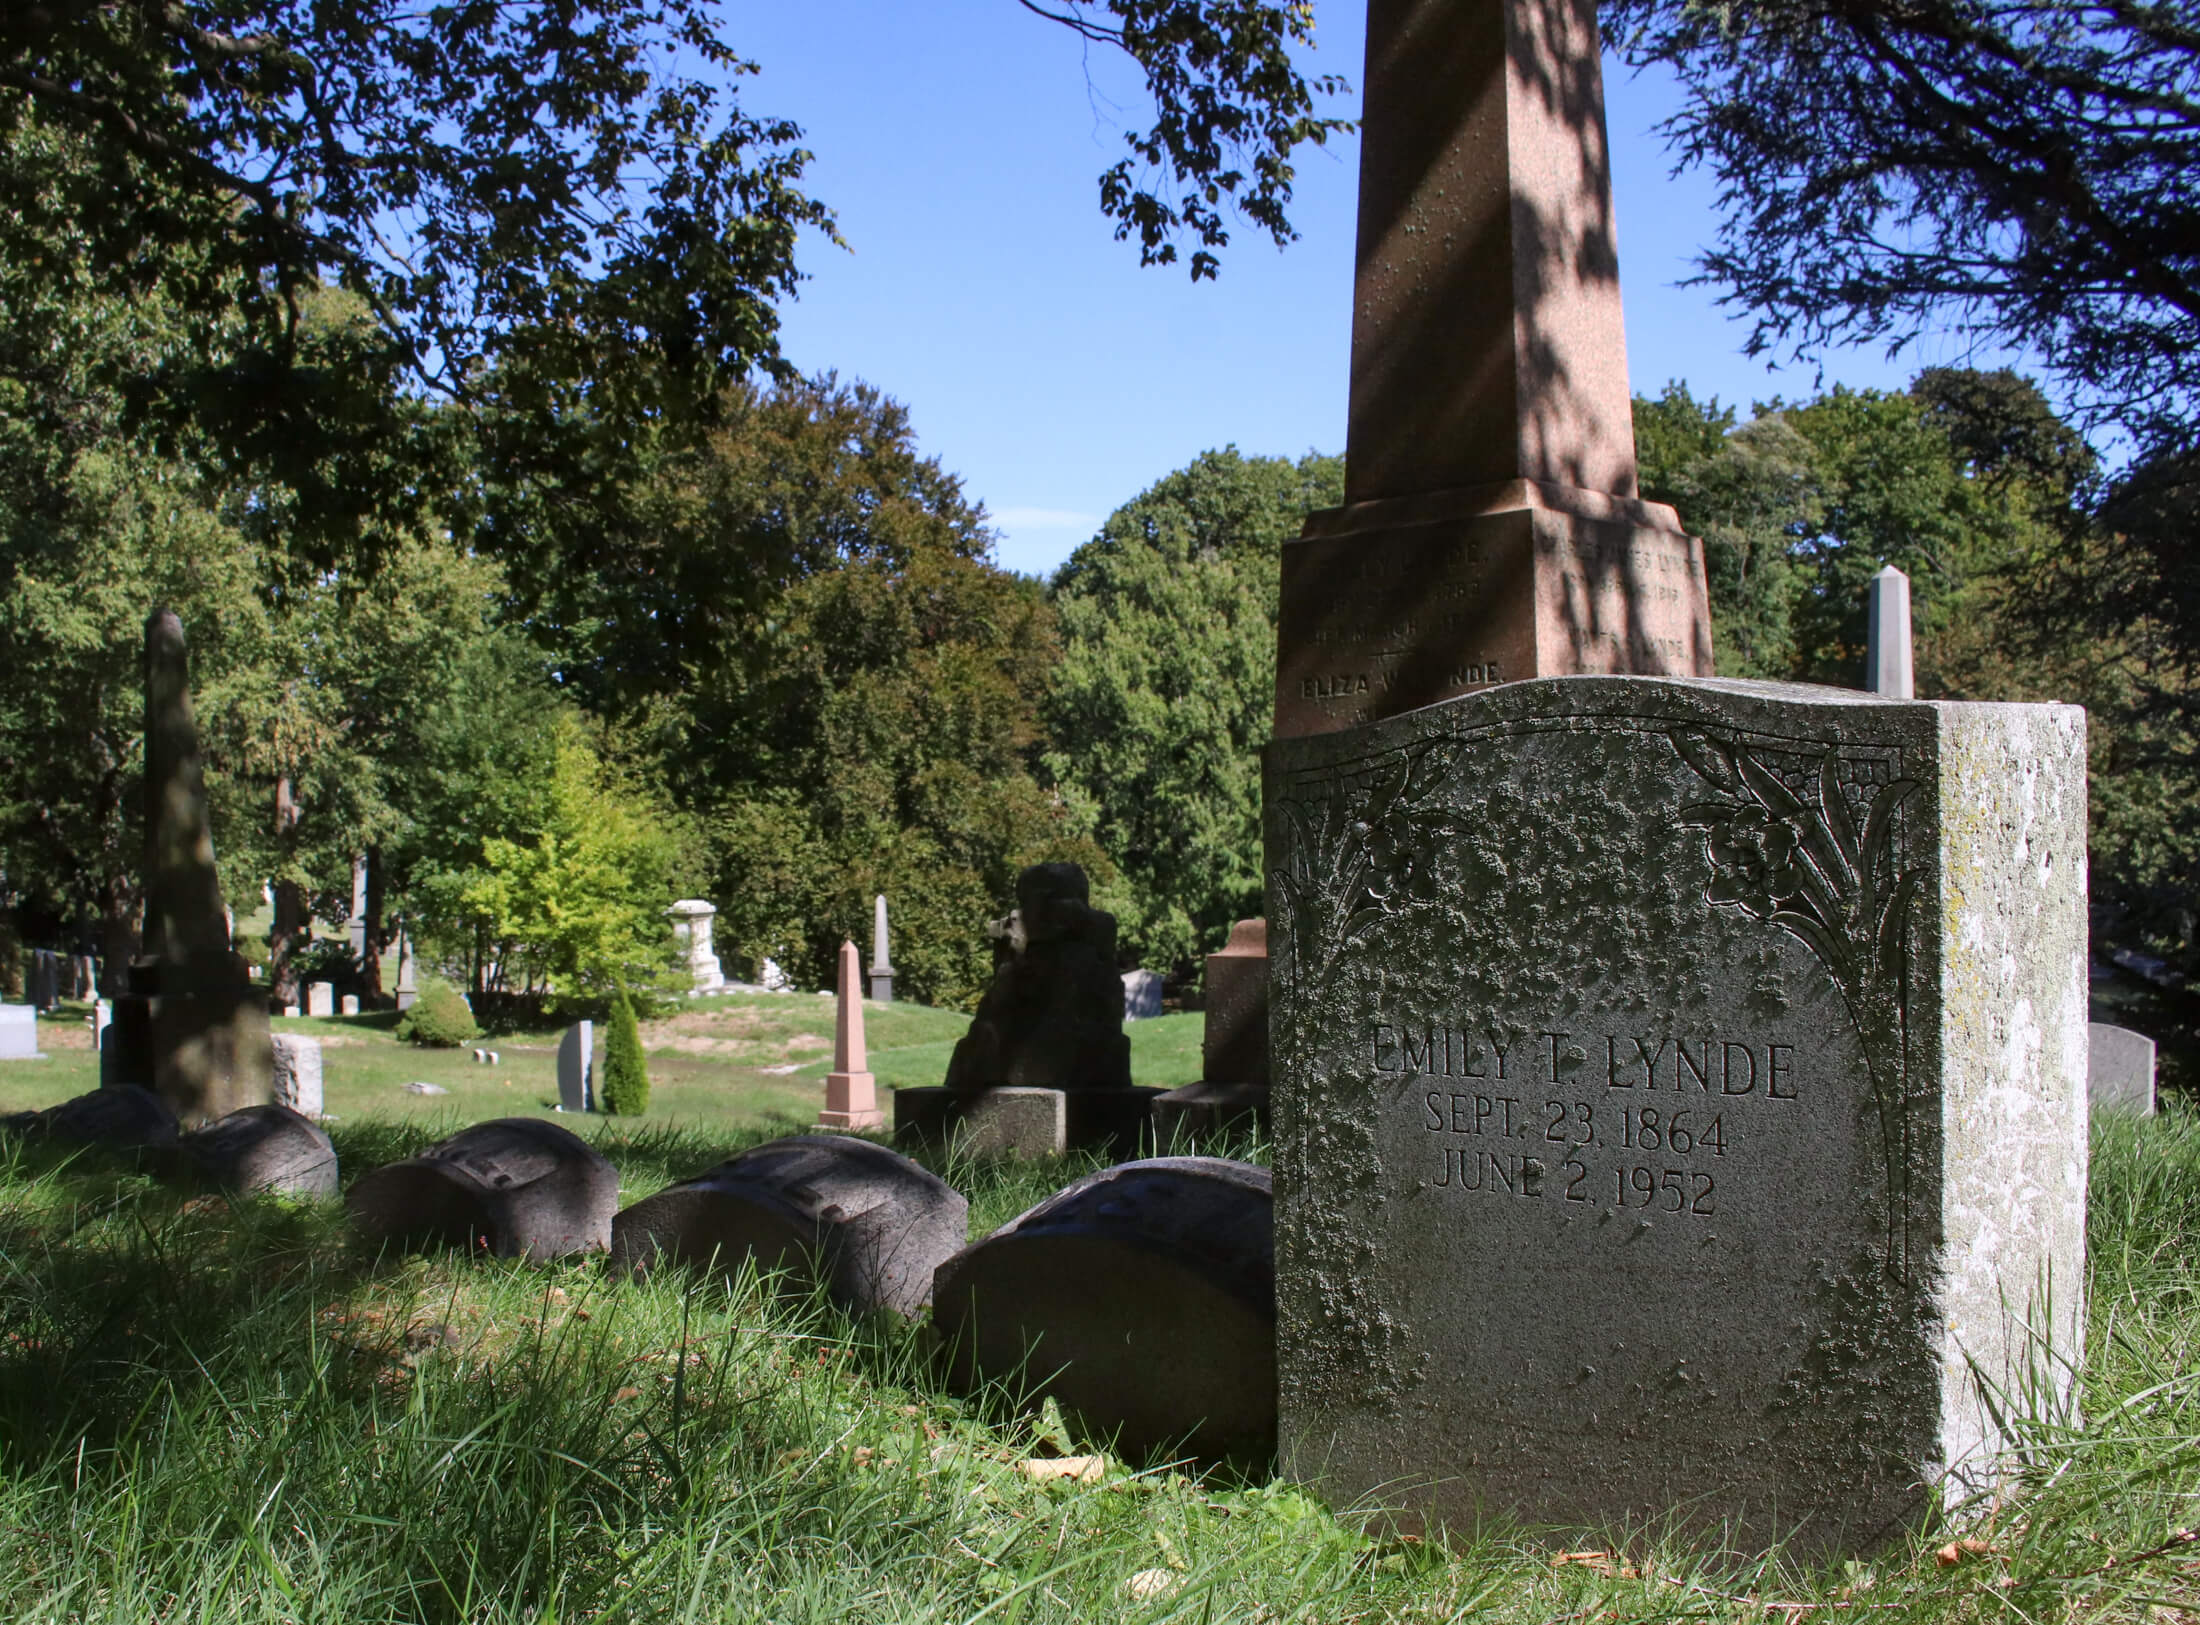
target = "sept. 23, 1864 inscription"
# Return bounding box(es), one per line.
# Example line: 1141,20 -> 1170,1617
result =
1264,675 -> 2086,1554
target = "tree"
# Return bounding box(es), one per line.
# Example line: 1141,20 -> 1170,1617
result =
459,719 -> 685,1004
1602,0 -> 2200,447
1045,447 -> 1344,975
598,984 -> 650,1116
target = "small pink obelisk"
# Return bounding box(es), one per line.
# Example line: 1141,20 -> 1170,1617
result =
819,939 -> 884,1129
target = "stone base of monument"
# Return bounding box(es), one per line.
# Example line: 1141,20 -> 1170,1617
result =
0,1084 -> 179,1149
610,1135 -> 966,1316
895,1086 -> 1161,1158
348,1118 -> 618,1261
170,1103 -> 337,1197
932,1157 -> 1273,1465
1152,1082 -> 1270,1148
271,1033 -> 324,1117
1266,675 -> 2087,1553
106,954 -> 276,1125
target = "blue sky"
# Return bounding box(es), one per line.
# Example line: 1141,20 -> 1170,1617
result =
721,1 -> 1997,577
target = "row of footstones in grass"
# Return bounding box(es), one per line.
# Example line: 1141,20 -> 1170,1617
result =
2,1086 -> 1272,1466
347,1119 -> 1275,1465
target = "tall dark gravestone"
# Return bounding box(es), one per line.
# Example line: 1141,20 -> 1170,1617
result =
109,610 -> 274,1125
1263,0 -> 2088,1554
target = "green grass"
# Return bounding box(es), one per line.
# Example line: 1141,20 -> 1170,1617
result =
2,1074 -> 2192,1619
0,996 -> 1209,1141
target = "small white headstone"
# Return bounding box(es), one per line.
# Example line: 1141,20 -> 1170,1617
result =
306,982 -> 334,1017
1867,564 -> 1914,698
339,994 -> 360,1017
2089,1021 -> 2157,1115
1122,968 -> 1164,1021
271,1033 -> 324,1117
0,1003 -> 42,1060
760,957 -> 793,992
557,1021 -> 595,1112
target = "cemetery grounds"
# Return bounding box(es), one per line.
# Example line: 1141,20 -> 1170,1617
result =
0,1000 -> 2192,1620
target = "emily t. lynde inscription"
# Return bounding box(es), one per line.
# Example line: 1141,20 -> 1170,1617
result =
1273,0 -> 1713,739
1264,676 -> 2086,1551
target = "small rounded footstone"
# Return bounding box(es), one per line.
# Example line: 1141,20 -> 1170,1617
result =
931,1156 -> 1273,1464
611,1135 -> 967,1316
0,1085 -> 180,1149
347,1117 -> 618,1261
176,1103 -> 337,1196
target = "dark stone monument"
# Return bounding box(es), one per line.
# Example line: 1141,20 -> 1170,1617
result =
108,610 -> 274,1126
932,1156 -> 1274,1465
347,1117 -> 618,1261
610,1135 -> 966,1316
173,1103 -> 337,1197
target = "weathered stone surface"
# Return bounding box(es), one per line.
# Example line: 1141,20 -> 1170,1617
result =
557,1021 -> 594,1113
2089,1022 -> 2156,1116
933,1157 -> 1274,1464
896,1086 -> 1066,1158
175,1103 -> 337,1196
1122,969 -> 1164,1021
1202,919 -> 1270,1086
271,1033 -> 323,1117
944,864 -> 1132,1092
1153,1082 -> 1270,1147
347,1117 -> 618,1260
2,1084 -> 180,1149
1265,675 -> 2087,1552
611,1135 -> 966,1315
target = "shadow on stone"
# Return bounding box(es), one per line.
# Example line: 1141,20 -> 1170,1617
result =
347,1117 -> 618,1261
932,1156 -> 1274,1466
610,1135 -> 966,1317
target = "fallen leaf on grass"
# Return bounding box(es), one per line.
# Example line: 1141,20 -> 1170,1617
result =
1123,1569 -> 1180,1601
612,1387 -> 642,1402
1552,1550 -> 1641,1578
1018,1456 -> 1105,1485
1936,1539 -> 1999,1568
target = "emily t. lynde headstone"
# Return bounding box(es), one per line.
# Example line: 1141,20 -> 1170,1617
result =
1267,680 -> 2087,1550
108,610 -> 274,1126
1271,0 -> 1713,740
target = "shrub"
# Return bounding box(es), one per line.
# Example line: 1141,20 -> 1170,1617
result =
598,982 -> 650,1115
395,981 -> 480,1047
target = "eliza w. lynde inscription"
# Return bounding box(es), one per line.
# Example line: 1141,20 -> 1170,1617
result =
1265,675 -> 2086,1552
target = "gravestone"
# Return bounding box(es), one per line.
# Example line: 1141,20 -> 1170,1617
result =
0,1004 -> 42,1060
869,893 -> 895,1003
1266,678 -> 2087,1550
282,1003 -> 301,1019
1269,0 -> 1713,742
557,1021 -> 594,1113
306,982 -> 334,1018
1869,565 -> 1915,698
2088,1022 -> 2156,1115
933,1157 -> 1274,1464
819,939 -> 885,1130
91,999 -> 112,1083
667,899 -> 726,994
270,1032 -> 324,1117
348,855 -> 369,960
1201,919 -> 1271,1085
174,1103 -> 337,1196
347,1117 -> 618,1260
3,1084 -> 179,1149
1122,969 -> 1164,1021
339,994 -> 360,1017
394,932 -> 418,1011
896,1085 -> 1068,1158
944,863 -> 1131,1091
611,1135 -> 966,1316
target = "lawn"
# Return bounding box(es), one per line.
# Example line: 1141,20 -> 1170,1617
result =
0,1108 -> 2192,1621
0,994 -> 1209,1139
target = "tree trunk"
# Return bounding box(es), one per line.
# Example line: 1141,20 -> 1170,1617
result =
360,844 -> 387,1000
269,774 -> 309,1007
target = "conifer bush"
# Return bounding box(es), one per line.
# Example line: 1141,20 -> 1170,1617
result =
394,981 -> 480,1047
599,983 -> 650,1115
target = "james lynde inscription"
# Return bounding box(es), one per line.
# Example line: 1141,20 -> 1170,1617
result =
1273,0 -> 1714,739
1264,676 -> 2086,1552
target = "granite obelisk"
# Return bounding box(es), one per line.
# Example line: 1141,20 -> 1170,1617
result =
110,610 -> 274,1124
1273,0 -> 1714,738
